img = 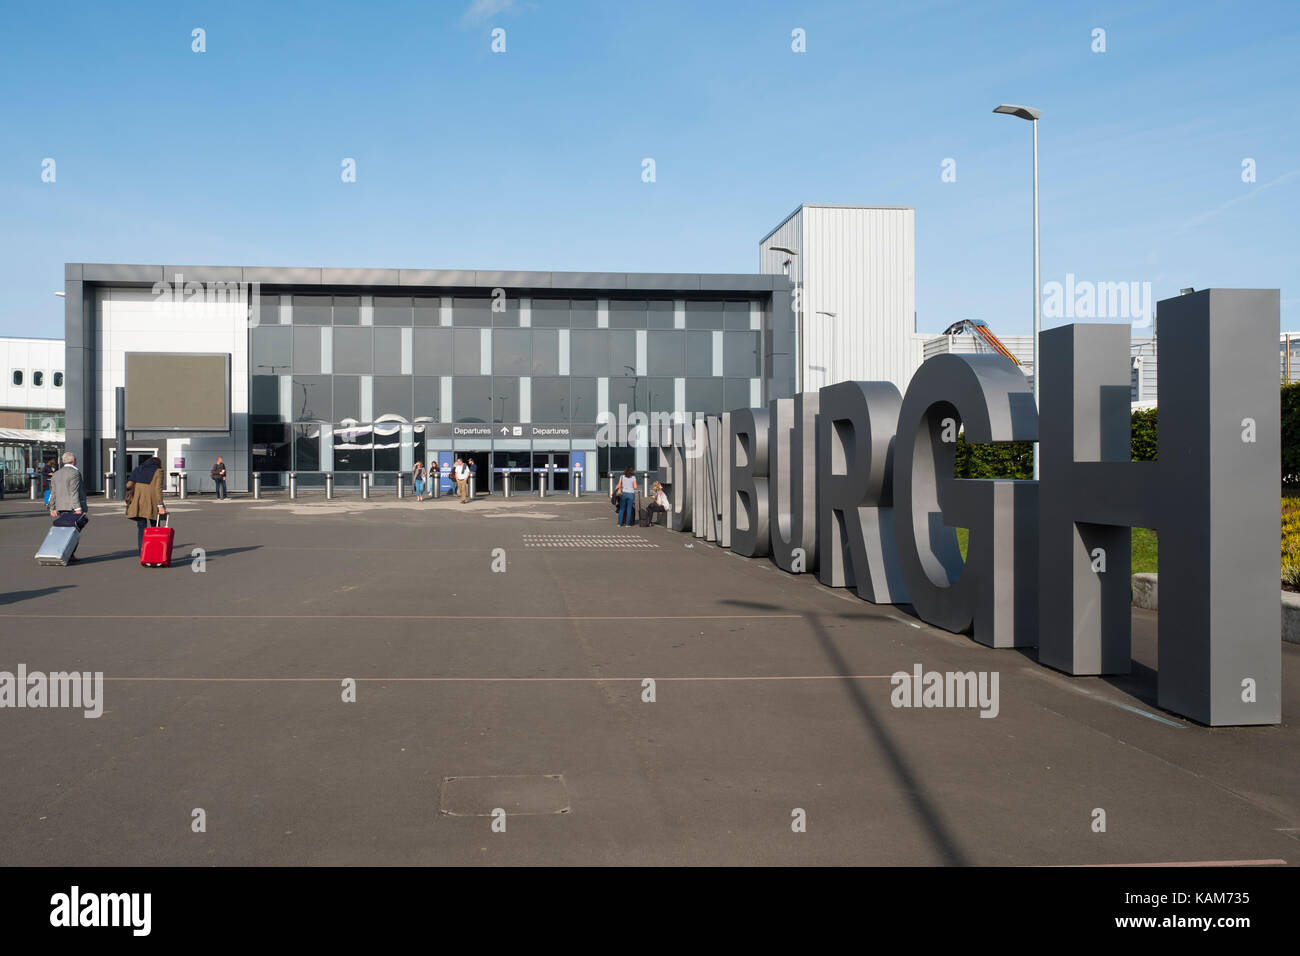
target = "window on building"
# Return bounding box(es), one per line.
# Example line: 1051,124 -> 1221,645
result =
609,299 -> 647,329
531,298 -> 570,328
32,371 -> 44,387
374,296 -> 412,326
53,371 -> 64,388
11,370 -> 22,386
332,295 -> 361,326
292,295 -> 332,325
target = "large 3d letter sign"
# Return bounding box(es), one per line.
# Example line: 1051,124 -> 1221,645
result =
662,290 -> 1279,726
1038,291 -> 1280,725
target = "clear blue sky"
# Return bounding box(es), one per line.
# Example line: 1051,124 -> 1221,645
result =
1,0 -> 1296,339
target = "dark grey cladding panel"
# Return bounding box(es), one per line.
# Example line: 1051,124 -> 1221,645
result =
64,280 -> 85,348
162,266 -> 245,283
399,269 -> 477,287
698,274 -> 777,292
626,274 -> 701,291
81,264 -> 165,283
242,267 -> 324,284
549,272 -> 629,291
65,263 -> 82,280
475,271 -> 552,289
322,268 -> 402,286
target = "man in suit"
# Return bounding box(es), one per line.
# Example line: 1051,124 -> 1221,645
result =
49,452 -> 89,561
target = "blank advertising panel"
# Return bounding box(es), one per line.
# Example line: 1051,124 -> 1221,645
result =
125,352 -> 231,431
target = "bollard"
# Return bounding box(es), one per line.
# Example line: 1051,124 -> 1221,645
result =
572,470 -> 581,497
289,472 -> 298,499
252,471 -> 262,500
30,475 -> 39,500
104,471 -> 116,500
468,474 -> 475,501
327,472 -> 336,500
537,467 -> 547,498
359,473 -> 368,499
431,470 -> 441,499
178,472 -> 188,500
502,469 -> 511,499
396,472 -> 404,499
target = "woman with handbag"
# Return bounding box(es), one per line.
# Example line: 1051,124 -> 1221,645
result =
615,466 -> 637,527
124,456 -> 167,552
413,460 -> 427,502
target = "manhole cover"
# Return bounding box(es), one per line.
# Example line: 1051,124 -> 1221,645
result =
439,774 -> 571,816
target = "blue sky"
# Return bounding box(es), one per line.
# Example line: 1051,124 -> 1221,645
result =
1,0 -> 1296,339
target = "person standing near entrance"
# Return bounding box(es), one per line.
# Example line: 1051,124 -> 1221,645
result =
125,456 -> 167,552
41,460 -> 54,506
616,466 -> 637,526
454,457 -> 471,504
210,457 -> 228,500
413,460 -> 426,502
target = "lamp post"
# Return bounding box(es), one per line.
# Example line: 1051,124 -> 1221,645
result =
993,103 -> 1042,479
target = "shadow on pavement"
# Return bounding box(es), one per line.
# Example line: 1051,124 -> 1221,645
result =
0,584 -> 77,605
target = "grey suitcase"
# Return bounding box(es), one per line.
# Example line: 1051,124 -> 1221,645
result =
35,525 -> 80,566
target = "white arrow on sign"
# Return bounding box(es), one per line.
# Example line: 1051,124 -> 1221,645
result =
499,426 -> 508,435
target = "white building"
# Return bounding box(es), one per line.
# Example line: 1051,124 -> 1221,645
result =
0,336 -> 66,488
759,204 -> 916,395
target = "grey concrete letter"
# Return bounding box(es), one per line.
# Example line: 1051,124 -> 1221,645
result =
816,382 -> 909,602
730,408 -> 770,557
769,392 -> 820,573
1038,291 -> 1280,725
893,354 -> 1039,645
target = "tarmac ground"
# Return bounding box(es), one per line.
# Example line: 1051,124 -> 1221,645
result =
0,489 -> 1296,866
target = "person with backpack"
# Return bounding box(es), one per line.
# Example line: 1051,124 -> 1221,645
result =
125,456 -> 167,552
615,466 -> 637,527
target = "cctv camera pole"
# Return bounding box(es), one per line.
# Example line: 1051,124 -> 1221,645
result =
1031,115 -> 1040,480
116,387 -> 128,502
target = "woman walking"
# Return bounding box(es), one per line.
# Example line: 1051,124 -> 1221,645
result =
615,466 -> 637,527
124,456 -> 166,552
413,460 -> 426,502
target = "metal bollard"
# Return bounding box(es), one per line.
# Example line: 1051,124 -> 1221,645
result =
572,470 -> 581,497
502,469 -> 511,498
104,471 -> 116,500
289,472 -> 298,499
431,471 -> 441,499
537,468 -> 547,498
468,474 -> 475,501
359,473 -> 367,499
178,472 -> 188,500
252,471 -> 262,500
30,475 -> 39,500
396,472 -> 404,499
327,472 -> 336,500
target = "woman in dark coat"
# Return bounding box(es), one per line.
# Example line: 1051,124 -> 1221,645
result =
125,457 -> 167,551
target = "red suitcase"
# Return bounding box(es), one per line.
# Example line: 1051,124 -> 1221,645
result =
140,514 -> 174,567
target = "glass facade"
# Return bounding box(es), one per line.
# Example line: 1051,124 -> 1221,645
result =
248,292 -> 769,482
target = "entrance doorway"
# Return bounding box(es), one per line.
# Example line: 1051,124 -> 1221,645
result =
109,447 -> 160,474
492,450 -> 531,494
461,450 -> 491,495
532,452 -> 570,493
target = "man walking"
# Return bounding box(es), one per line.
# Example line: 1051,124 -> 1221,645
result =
210,457 -> 228,500
49,452 -> 88,561
454,457 -> 471,504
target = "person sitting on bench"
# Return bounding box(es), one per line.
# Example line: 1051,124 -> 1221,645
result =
644,481 -> 670,527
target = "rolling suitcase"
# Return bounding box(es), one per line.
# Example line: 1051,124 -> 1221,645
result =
140,514 -> 173,568
35,524 -> 80,566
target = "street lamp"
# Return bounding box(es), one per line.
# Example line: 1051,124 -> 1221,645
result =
993,102 -> 1042,478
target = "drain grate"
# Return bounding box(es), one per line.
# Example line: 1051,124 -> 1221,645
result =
522,534 -> 659,549
439,774 -> 571,816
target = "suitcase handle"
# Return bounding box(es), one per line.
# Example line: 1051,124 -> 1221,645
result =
152,513 -> 169,528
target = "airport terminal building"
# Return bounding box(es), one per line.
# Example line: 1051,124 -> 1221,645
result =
62,264 -> 807,495
61,207 -> 921,495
